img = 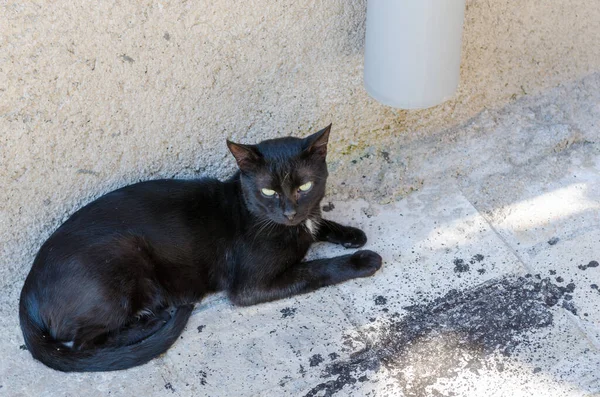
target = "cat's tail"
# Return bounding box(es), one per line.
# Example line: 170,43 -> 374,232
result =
19,302 -> 194,372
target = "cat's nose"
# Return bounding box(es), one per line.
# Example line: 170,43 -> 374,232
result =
284,210 -> 297,221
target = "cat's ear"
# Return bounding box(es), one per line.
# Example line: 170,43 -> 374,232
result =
227,140 -> 263,172
303,124 -> 331,160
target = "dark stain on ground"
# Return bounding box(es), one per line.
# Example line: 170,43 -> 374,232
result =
547,237 -> 560,245
278,376 -> 293,387
198,370 -> 207,386
310,354 -> 325,367
303,275 -> 576,397
329,352 -> 339,361
322,202 -> 335,212
120,54 -> 135,63
197,325 -> 206,333
471,254 -> 485,263
299,364 -> 307,377
164,382 -> 175,393
281,307 -> 297,318
453,258 -> 469,274
304,355 -> 374,397
19,344 -> 27,350
563,282 -> 576,293
578,260 -> 599,270
374,296 -> 387,305
77,169 -> 100,176
380,151 -> 392,163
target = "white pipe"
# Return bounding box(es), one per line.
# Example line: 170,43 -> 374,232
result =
364,0 -> 466,109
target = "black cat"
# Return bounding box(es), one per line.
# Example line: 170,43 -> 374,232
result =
19,125 -> 382,372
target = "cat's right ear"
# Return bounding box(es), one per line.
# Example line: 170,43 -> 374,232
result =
303,124 -> 331,160
226,140 -> 263,172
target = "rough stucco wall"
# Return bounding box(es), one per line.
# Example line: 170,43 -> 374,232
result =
1,0 -> 600,287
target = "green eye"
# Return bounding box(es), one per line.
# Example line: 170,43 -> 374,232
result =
298,182 -> 313,192
261,188 -> 277,197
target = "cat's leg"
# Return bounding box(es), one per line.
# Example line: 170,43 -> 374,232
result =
315,219 -> 368,248
229,250 -> 382,306
73,307 -> 174,348
104,309 -> 172,346
72,324 -> 113,349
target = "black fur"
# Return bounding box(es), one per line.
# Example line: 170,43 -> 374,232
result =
19,125 -> 382,372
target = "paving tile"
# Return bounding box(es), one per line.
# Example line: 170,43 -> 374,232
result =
524,230 -> 600,349
3,288 -> 366,397
461,156 -> 600,348
294,182 -> 600,397
0,323 -> 172,397
313,183 -> 526,330
383,308 -> 600,397
157,292 -> 366,397
479,161 -> 600,256
257,364 -> 396,397
273,273 -> 600,397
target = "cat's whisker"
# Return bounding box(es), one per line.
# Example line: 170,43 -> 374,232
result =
268,220 -> 279,235
253,222 -> 268,238
257,222 -> 271,236
252,217 -> 276,241
252,216 -> 270,229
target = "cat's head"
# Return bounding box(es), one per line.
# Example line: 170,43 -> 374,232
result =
227,125 -> 331,226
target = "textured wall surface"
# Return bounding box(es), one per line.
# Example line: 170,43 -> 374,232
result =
1,0 -> 600,286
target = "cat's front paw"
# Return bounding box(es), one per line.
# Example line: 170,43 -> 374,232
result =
342,226 -> 368,248
348,250 -> 382,278
330,226 -> 367,248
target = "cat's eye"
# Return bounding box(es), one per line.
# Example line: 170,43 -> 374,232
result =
298,182 -> 313,192
261,188 -> 277,197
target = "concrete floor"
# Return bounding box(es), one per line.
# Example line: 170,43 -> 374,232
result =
2,74 -> 600,396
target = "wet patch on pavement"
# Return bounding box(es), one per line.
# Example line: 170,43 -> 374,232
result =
303,275 -> 578,397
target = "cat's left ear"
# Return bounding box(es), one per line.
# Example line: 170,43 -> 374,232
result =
226,140 -> 263,172
303,124 -> 331,160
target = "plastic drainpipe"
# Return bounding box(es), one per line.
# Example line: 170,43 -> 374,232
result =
364,0 -> 466,109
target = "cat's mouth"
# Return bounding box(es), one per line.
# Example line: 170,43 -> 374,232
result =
278,216 -> 306,227
283,219 -> 304,226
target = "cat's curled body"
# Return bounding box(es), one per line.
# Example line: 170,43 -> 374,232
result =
19,125 -> 382,372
